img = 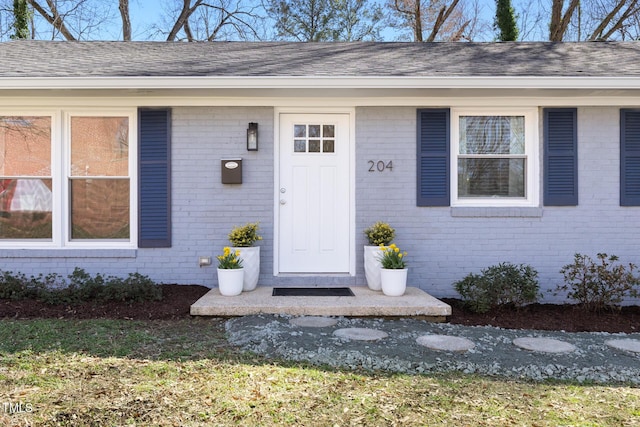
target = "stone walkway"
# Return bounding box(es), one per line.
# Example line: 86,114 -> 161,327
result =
226,315 -> 640,384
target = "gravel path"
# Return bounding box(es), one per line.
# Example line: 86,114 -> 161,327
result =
226,315 -> 640,384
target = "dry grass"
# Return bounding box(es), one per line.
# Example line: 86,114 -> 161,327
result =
0,318 -> 638,426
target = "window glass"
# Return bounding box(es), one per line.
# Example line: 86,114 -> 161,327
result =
70,179 -> 130,239
458,158 -> 525,197
0,116 -> 52,239
457,115 -> 527,199
70,116 -> 130,240
292,123 -> 336,154
460,116 -> 524,155
71,117 -> 129,177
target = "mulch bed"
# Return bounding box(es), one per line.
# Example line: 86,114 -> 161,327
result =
1,285 -> 638,333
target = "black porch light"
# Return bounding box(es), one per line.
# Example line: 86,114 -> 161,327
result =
247,122 -> 258,151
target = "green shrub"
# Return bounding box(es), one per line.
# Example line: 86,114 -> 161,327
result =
0,268 -> 162,305
454,262 -> 541,313
556,253 -> 640,312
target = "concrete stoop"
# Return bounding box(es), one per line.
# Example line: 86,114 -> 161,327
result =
190,286 -> 451,320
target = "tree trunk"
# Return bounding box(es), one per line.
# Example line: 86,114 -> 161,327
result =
119,0 -> 131,41
549,0 -> 580,41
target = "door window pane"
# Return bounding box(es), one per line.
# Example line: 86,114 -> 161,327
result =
309,125 -> 321,138
323,140 -> 335,153
292,123 -> 336,154
294,125 -> 306,138
294,140 -> 306,153
71,179 -> 130,239
323,125 -> 335,138
309,140 -> 321,152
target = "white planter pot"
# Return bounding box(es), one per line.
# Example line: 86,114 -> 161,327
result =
380,268 -> 408,296
232,246 -> 260,291
364,245 -> 383,291
217,268 -> 244,296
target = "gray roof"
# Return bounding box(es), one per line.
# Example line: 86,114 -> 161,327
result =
1,40 -> 639,78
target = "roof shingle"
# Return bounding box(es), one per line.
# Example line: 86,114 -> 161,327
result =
1,40 -> 639,78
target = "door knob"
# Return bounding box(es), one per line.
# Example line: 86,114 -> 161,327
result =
280,199 -> 287,205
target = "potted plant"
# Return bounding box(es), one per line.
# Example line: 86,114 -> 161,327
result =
216,247 -> 244,296
363,221 -> 395,291
228,222 -> 262,292
379,243 -> 408,296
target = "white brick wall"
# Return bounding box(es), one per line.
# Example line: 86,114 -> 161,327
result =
356,106 -> 640,300
3,105 -> 639,302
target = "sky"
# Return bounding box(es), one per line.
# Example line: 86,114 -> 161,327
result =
113,0 -> 501,42
16,0 -> 541,42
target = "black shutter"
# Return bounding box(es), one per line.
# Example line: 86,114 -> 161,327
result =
417,109 -> 450,206
544,108 -> 578,206
621,109 -> 640,206
138,108 -> 171,247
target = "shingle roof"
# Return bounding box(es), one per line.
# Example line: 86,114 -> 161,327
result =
1,40 -> 639,78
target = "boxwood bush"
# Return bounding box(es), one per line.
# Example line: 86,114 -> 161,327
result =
0,268 -> 162,304
454,262 -> 541,313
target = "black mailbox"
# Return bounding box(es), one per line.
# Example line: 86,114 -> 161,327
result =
221,158 -> 242,184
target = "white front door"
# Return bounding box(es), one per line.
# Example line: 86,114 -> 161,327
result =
278,113 -> 351,273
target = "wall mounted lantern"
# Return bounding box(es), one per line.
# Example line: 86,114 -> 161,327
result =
247,122 -> 258,151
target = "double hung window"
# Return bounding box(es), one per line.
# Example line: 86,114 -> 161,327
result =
452,109 -> 538,206
0,110 -> 136,247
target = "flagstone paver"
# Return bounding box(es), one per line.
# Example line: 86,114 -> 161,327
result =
513,337 -> 577,353
605,338 -> 640,353
333,328 -> 388,341
416,334 -> 475,352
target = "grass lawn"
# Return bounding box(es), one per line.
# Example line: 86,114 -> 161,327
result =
0,318 -> 638,426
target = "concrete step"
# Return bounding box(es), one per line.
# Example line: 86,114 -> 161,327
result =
190,286 -> 451,320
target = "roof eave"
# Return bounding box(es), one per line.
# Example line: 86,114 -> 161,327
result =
0,76 -> 639,90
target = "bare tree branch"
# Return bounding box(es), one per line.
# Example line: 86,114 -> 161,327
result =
589,0 -> 640,40
425,0 -> 460,42
28,0 -> 78,40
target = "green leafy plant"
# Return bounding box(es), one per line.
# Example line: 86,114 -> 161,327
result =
228,222 -> 262,247
217,247 -> 244,269
379,244 -> 407,269
364,221 -> 395,246
454,262 -> 540,313
0,268 -> 161,304
556,253 -> 640,312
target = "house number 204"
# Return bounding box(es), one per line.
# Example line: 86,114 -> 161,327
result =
368,160 -> 393,172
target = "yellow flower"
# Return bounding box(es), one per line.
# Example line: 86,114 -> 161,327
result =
398,253 -> 403,258
389,243 -> 397,249
394,247 -> 400,253
235,250 -> 241,257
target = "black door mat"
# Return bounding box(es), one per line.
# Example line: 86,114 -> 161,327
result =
272,287 -> 355,297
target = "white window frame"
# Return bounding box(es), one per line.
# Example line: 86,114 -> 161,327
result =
451,108 -> 539,207
0,108 -> 137,249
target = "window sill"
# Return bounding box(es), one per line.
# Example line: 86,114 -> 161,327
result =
0,249 -> 138,259
451,207 -> 543,218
